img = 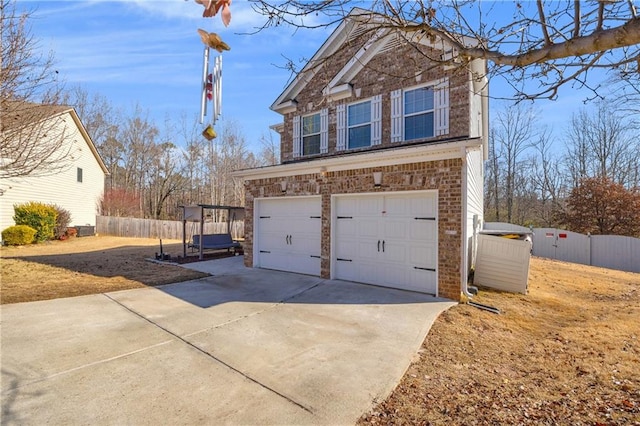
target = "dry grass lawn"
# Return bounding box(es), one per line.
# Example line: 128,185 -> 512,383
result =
1,236 -> 639,424
0,236 -> 209,304
360,257 -> 640,425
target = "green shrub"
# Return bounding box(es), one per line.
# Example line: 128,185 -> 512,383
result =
2,225 -> 37,246
13,202 -> 58,242
53,205 -> 72,239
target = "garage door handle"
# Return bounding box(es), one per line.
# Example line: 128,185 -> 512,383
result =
310,255 -> 321,259
382,240 -> 385,252
260,250 -> 271,253
337,258 -> 352,262
289,235 -> 292,244
414,266 -> 436,271
414,217 -> 436,221
377,240 -> 380,252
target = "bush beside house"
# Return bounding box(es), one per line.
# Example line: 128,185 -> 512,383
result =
1,225 -> 37,245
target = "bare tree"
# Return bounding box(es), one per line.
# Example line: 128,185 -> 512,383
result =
1,0 -> 71,179
564,101 -> 639,188
258,131 -> 280,166
491,103 -> 538,223
247,1 -> 640,101
528,130 -> 566,227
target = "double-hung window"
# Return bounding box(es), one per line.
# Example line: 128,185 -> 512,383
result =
404,86 -> 434,140
347,100 -> 371,149
302,113 -> 321,156
390,78 -> 448,143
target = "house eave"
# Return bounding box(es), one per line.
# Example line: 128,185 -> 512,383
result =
232,138 -> 482,180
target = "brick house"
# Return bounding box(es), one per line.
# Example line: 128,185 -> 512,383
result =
233,9 -> 488,301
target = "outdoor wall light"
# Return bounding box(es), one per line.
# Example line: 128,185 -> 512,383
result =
373,171 -> 382,187
320,166 -> 327,177
280,180 -> 288,193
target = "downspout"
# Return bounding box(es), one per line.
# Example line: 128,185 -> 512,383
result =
460,147 -> 474,299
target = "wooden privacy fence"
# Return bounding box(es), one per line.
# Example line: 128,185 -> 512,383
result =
96,216 -> 244,240
484,222 -> 640,274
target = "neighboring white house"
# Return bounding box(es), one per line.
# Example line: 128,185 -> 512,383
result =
0,103 -> 108,235
233,8 -> 488,301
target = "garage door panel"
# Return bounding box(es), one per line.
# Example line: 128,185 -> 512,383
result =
410,196 -> 437,217
357,219 -> 380,238
255,197 -> 321,276
409,245 -> 437,268
383,219 -> 408,240
409,220 -> 436,241
334,191 -> 438,295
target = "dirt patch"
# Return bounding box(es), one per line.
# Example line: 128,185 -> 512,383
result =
0,236 -> 210,304
359,257 -> 640,425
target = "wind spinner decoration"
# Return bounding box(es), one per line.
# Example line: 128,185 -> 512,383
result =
194,0 -> 232,141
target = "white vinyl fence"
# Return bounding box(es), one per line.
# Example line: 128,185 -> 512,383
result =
485,223 -> 640,274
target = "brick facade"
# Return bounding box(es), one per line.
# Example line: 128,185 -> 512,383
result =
243,158 -> 463,301
278,35 -> 471,163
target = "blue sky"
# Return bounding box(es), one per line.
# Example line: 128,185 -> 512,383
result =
19,0 -> 604,153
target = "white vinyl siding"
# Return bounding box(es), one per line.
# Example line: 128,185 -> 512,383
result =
0,111 -> 105,232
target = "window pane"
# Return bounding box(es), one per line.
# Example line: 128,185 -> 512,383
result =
303,134 -> 321,155
348,101 -> 371,126
302,114 -> 320,136
348,125 -> 371,149
405,112 -> 434,140
404,87 -> 433,115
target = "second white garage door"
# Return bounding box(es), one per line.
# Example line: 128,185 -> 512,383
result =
333,191 -> 438,295
254,197 -> 321,276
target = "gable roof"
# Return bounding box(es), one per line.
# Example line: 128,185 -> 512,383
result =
1,100 -> 109,175
270,8 -> 482,114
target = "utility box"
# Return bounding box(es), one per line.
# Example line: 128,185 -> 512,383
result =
474,233 -> 531,294
74,225 -> 95,237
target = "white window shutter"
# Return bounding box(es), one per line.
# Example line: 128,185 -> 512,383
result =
371,95 -> 382,145
434,77 -> 449,136
336,104 -> 346,151
390,89 -> 402,142
292,115 -> 301,158
320,108 -> 329,153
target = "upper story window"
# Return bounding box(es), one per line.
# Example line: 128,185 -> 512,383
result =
347,100 -> 371,149
404,87 -> 434,140
391,78 -> 449,143
302,113 -> 321,155
336,95 -> 381,152
77,167 -> 83,183
292,109 -> 328,158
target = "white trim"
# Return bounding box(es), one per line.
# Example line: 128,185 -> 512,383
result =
336,104 -> 347,151
325,28 -> 389,93
434,77 -> 450,136
320,108 -> 329,154
371,94 -> 382,146
292,115 -> 301,158
323,83 -> 353,102
390,89 -> 402,143
233,139 -> 482,180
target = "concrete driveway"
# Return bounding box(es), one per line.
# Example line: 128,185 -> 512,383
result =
1,256 -> 455,425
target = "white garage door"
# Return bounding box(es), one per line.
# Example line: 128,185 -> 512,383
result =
333,191 -> 438,295
254,197 -> 321,276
